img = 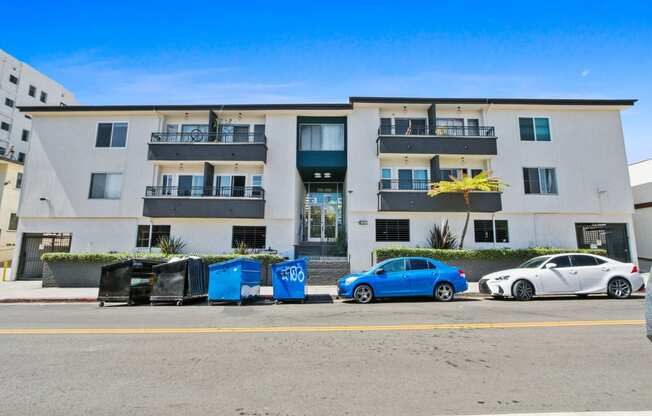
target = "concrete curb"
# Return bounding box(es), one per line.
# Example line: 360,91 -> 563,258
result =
0,298 -> 98,303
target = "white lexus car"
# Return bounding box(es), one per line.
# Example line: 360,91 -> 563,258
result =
479,253 -> 644,301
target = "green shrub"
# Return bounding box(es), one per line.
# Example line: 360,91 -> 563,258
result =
374,247 -> 608,262
41,252 -> 285,269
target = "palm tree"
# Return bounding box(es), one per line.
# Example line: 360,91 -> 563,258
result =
428,171 -> 506,248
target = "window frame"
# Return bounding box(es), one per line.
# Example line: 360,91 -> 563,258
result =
95,121 -> 129,149
28,85 -> 36,97
16,172 -> 22,189
8,213 -> 18,231
231,226 -> 266,249
21,129 -> 29,142
39,91 -> 48,104
523,167 -> 558,195
5,97 -> 14,108
0,121 -> 10,131
298,123 -> 345,151
8,74 -> 18,85
375,219 -> 410,242
17,152 -> 25,163
88,172 -> 123,200
518,116 -> 551,142
136,224 -> 171,248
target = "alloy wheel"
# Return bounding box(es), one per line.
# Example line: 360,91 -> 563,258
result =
607,278 -> 631,299
435,283 -> 454,302
354,285 -> 373,304
512,280 -> 534,301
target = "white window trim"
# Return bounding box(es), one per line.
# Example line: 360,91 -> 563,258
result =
298,123 -> 345,151
88,172 -> 123,200
518,116 -> 552,142
523,166 -> 559,195
94,121 -> 129,149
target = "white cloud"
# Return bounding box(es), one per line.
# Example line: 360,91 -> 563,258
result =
581,69 -> 591,77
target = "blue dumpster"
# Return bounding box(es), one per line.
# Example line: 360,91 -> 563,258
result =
272,258 -> 308,302
208,258 -> 261,305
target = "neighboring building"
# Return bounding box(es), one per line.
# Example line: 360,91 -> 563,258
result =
12,97 -> 637,280
629,159 -> 652,269
0,50 -> 77,261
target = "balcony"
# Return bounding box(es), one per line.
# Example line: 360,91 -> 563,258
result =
377,180 -> 502,212
377,125 -> 497,156
148,132 -> 267,162
143,186 -> 265,218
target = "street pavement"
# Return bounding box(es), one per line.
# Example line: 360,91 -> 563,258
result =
0,295 -> 650,416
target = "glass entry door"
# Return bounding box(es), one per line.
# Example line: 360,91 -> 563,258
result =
304,183 -> 343,242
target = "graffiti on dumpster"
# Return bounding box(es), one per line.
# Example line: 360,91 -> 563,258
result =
278,265 -> 306,283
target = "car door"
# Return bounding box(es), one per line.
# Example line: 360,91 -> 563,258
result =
374,259 -> 409,297
570,255 -> 605,292
539,255 -> 581,293
407,259 -> 435,296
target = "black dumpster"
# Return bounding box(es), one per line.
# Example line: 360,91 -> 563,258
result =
150,258 -> 208,306
97,259 -> 163,307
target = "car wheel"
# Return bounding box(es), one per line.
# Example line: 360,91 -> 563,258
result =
434,282 -> 454,302
607,277 -> 632,299
353,284 -> 373,304
512,279 -> 535,301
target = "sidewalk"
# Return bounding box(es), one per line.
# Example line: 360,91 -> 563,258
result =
0,280 -> 482,303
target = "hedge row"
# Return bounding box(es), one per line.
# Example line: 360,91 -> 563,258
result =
41,252 -> 285,267
374,247 -> 607,262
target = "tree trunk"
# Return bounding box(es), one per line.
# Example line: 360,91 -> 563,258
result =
459,210 -> 470,249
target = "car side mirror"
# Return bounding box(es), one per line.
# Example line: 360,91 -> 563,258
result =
545,263 -> 557,269
375,268 -> 385,275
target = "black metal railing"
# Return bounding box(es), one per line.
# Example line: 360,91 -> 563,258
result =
378,179 -> 431,191
150,131 -> 267,144
378,125 -> 495,137
145,186 -> 265,199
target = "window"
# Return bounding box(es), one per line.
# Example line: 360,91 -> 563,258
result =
1,122 -> 10,131
232,226 -> 266,249
9,75 -> 18,85
523,167 -> 558,194
254,124 -> 265,142
439,168 -> 468,181
382,259 -> 406,273
0,147 -> 5,156
251,175 -> 263,197
5,98 -> 14,108
89,173 -> 123,199
549,255 -> 571,268
96,122 -> 128,148
21,129 -> 29,142
381,168 -> 392,189
571,255 -> 599,267
39,91 -> 48,103
471,169 -> 483,178
8,213 -> 18,231
376,219 -> 410,242
136,225 -> 171,248
395,118 -> 426,135
519,117 -> 550,141
28,85 -> 36,97
467,119 -> 480,135
474,220 -> 509,243
408,259 -> 431,270
380,118 -> 392,135
16,173 -> 22,189
299,124 -> 344,151
17,152 -> 25,162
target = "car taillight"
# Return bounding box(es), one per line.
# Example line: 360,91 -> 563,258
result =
459,269 -> 466,278
631,265 -> 639,273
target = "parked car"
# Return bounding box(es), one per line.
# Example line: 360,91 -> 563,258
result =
337,257 -> 468,304
479,253 -> 643,301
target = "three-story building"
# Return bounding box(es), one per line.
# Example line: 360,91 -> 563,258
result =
13,97 -> 636,280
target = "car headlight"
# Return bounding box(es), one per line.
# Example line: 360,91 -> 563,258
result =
493,275 -> 510,281
344,276 -> 359,285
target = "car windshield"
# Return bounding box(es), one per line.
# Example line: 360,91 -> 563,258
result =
519,256 -> 552,269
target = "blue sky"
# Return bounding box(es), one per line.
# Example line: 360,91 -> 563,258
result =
4,1 -> 651,162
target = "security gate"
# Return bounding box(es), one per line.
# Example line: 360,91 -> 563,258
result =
18,233 -> 71,280
575,223 -> 630,262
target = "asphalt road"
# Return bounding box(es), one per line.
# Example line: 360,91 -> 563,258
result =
0,295 -> 650,416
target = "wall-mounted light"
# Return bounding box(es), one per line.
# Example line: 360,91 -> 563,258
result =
237,112 -> 243,120
184,112 -> 190,120
324,172 -> 331,179
314,173 -> 322,179
402,105 -> 408,112
456,106 -> 462,113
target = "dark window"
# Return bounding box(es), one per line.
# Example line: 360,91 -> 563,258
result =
471,169 -> 483,178
21,129 -> 29,142
9,75 -> 18,85
519,117 -> 535,141
89,173 -> 122,199
495,220 -> 509,243
17,152 -> 25,162
39,91 -> 48,103
8,213 -> 18,231
28,85 -> 36,97
571,255 -> 598,267
96,122 -> 127,148
474,220 -> 494,243
382,259 -> 406,273
408,259 -> 430,271
550,255 -> 571,268
231,226 -> 266,249
519,117 -> 550,141
0,147 -> 5,155
523,167 -> 557,194
136,225 -> 171,248
1,122 -> 10,131
375,219 -> 409,242
380,117 -> 392,135
16,172 -> 22,189
5,98 -> 14,108
253,124 -> 265,142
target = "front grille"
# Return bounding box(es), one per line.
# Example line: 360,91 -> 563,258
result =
479,280 -> 491,294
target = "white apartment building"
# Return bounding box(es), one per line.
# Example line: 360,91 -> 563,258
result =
12,97 -> 637,281
0,50 -> 77,260
629,159 -> 652,265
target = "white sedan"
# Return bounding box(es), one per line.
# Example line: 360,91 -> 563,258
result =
479,253 -> 644,301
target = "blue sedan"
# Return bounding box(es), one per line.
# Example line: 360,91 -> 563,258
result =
337,257 -> 468,303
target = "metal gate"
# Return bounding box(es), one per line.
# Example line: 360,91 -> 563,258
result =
575,223 -> 630,262
18,233 -> 72,280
